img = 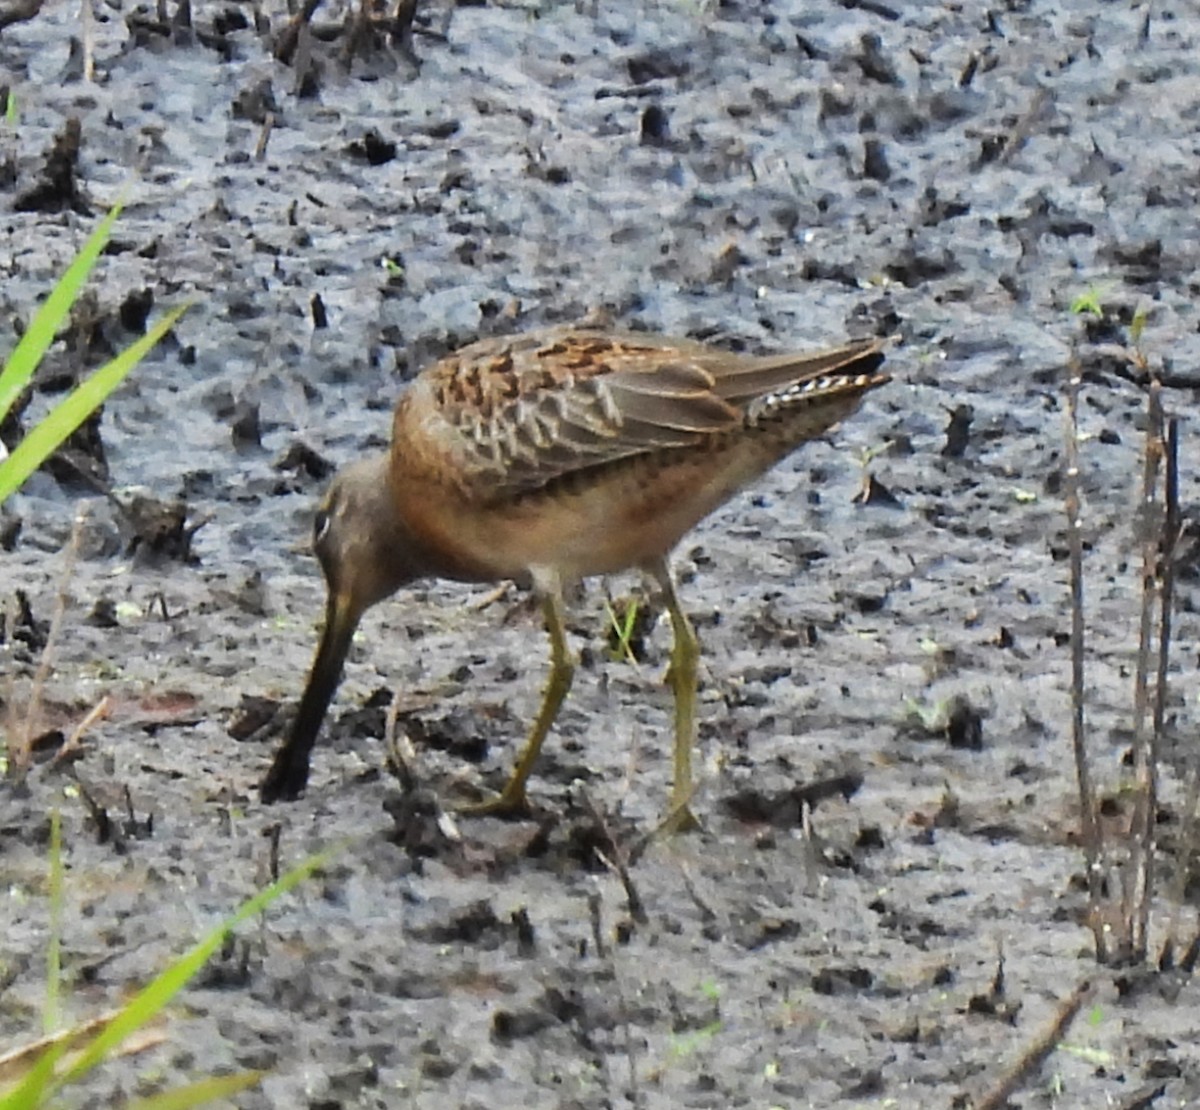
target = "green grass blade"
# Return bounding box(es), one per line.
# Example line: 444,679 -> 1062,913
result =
0,1038 -> 69,1108
0,203 -> 123,427
55,848 -> 332,1091
0,302 -> 189,504
44,809 -> 63,1035
123,1070 -> 268,1109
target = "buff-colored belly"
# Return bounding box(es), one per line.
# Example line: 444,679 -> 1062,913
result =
395,437 -> 789,585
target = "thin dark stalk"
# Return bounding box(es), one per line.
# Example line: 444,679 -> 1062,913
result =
970,978 -> 1093,1110
1129,382 -> 1164,961
1159,418 -> 1193,969
1154,417 -> 1179,738
274,0 -> 322,63
1162,756 -> 1200,970
1063,358 -> 1104,961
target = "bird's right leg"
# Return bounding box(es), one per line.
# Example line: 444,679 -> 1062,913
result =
459,576 -> 575,817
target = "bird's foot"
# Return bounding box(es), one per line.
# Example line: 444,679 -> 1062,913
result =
456,783 -> 536,820
657,800 -> 703,835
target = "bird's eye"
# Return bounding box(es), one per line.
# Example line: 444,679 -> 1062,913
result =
313,508 -> 332,547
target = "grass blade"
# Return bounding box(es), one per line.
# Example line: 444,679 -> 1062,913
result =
44,809 -> 63,1035
0,302 -> 189,504
54,848 -> 331,1091
0,1039 -> 68,1108
0,203 -> 123,427
123,1070 -> 268,1109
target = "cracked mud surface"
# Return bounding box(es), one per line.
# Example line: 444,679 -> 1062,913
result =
3,1 -> 1200,1106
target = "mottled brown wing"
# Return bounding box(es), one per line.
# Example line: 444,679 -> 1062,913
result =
395,328 -> 886,499
396,329 -> 741,497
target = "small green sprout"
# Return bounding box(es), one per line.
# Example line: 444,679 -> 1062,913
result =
604,597 -> 641,666
1069,285 -> 1108,318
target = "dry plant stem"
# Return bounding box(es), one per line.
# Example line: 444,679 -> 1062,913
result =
274,0 -> 322,63
467,583 -> 509,612
678,864 -> 718,928
49,694 -> 112,768
586,890 -> 606,958
579,787 -> 648,925
1063,358 -> 1105,961
969,977 -> 1093,1110
1127,379 -> 1165,962
1,592 -> 16,756
1162,742 -> 1200,970
264,821 -> 281,884
1154,417 -> 1179,739
80,0 -> 95,81
586,887 -> 642,1110
340,0 -> 371,67
382,687 -> 424,793
1159,419 -> 1192,968
292,23 -> 315,95
621,983 -> 644,1110
254,113 -> 275,161
801,798 -> 821,895
998,86 -> 1051,163
14,511 -> 86,781
0,1010 -> 166,1083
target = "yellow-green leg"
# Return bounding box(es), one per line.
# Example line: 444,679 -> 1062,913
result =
460,586 -> 574,817
647,557 -> 702,833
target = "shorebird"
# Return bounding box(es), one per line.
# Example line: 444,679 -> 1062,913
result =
260,325 -> 889,829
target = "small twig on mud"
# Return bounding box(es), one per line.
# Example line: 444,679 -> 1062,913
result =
587,884 -> 644,1110
12,510 -> 87,782
678,864 -> 718,929
383,687 -> 419,792
969,978 -> 1093,1110
0,1009 -> 166,1083
998,86 -> 1052,164
80,0 -> 95,81
49,694 -> 112,768
263,822 -> 282,884
467,582 -> 510,612
254,112 -> 275,161
578,787 -> 648,925
587,889 -> 607,958
800,798 -> 824,895
382,691 -> 461,847
1062,357 -> 1105,961
1126,377 -> 1165,962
